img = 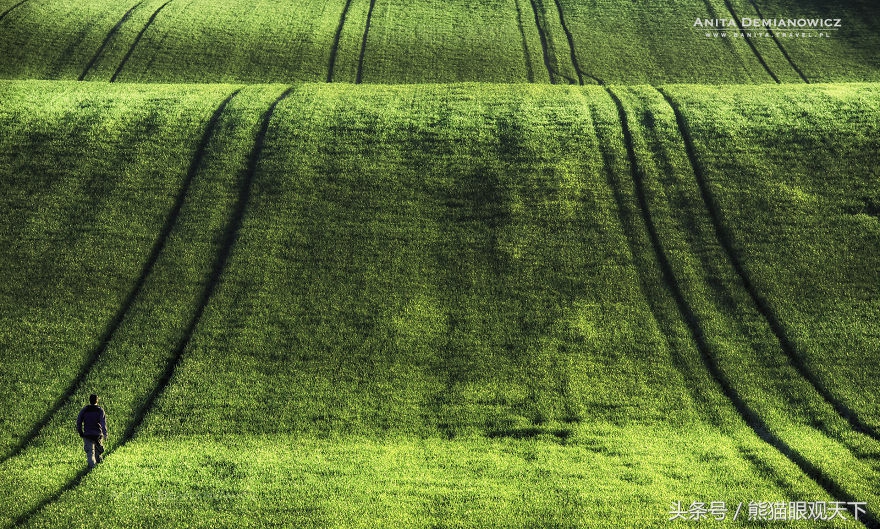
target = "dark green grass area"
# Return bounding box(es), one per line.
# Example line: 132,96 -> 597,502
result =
1,0 -> 878,84
0,0 -> 138,80
144,83 -> 708,439
730,0 -> 880,83
555,0 -> 880,84
356,0 -> 538,83
0,0 -> 347,83
0,81 -> 877,527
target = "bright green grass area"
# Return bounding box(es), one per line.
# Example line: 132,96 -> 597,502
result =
0,80 -> 295,525
0,81 -> 878,527
665,82 -> 880,430
1,1 -> 878,84
105,0 -> 345,83
21,432 -> 860,528
0,80 -> 235,456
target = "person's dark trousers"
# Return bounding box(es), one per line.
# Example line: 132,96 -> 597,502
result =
83,436 -> 104,469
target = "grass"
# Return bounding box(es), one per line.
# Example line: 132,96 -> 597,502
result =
1,0 -> 878,83
663,82 -> 880,432
0,80 -> 878,526
0,80 -> 235,457
354,0 -> 542,83
22,431 -> 860,528
612,83 -> 880,523
728,0 -> 880,83
0,81 -> 291,526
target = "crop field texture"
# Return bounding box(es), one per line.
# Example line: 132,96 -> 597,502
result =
0,0 -> 879,527
1,0 -> 879,83
0,80 -> 878,527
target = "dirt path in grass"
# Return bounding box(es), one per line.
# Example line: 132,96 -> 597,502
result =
79,1 -> 144,81
110,0 -> 173,82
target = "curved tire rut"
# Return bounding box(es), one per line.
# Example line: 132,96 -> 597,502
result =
607,85 -> 878,529
327,0 -> 354,82
657,86 -> 879,444
718,0 -> 780,82
743,0 -> 809,83
512,0 -> 534,83
110,0 -> 173,82
78,1 -> 144,81
0,0 -> 28,25
355,0 -> 377,84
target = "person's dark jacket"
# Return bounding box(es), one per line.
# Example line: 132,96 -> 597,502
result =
76,405 -> 107,440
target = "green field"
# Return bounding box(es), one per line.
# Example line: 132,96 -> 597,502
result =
0,80 -> 878,527
2,0 -> 879,83
1,0 -> 879,527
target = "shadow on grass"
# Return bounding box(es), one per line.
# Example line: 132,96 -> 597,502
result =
486,426 -> 572,442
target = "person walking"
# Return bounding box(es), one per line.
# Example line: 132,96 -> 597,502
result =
76,394 -> 108,469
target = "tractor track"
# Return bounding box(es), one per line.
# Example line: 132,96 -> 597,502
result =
8,88 -> 242,527
0,0 -> 27,25
657,86 -> 879,444
743,0 -> 809,83
545,0 -> 880,517
108,86 -> 295,451
719,0 -> 779,83
356,0 -> 376,84
512,0 -> 534,83
79,1 -> 144,81
327,0 -> 354,82
110,0 -> 173,82
0,88 -> 241,468
551,0 -> 586,85
526,0 -> 556,84
606,85 -> 878,529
